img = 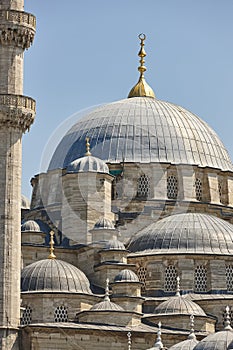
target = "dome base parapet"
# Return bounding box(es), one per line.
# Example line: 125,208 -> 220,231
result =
0,10 -> 36,49
0,94 -> 36,132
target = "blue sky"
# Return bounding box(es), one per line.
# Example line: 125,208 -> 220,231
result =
22,0 -> 233,198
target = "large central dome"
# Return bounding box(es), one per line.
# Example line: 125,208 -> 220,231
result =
48,97 -> 232,172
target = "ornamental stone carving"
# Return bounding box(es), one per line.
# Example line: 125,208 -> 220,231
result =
0,94 -> 36,132
0,10 -> 36,49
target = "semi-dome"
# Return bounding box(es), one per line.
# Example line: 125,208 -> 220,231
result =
154,295 -> 206,317
21,220 -> 40,232
104,239 -> 126,250
90,299 -> 124,311
93,217 -> 115,230
48,97 -> 233,172
21,258 -> 92,294
66,155 -> 109,174
128,213 -> 233,255
114,269 -> 139,282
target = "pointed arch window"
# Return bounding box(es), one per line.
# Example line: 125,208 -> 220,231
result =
137,174 -> 150,197
167,175 -> 178,199
195,178 -> 202,201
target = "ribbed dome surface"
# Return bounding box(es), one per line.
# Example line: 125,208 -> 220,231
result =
114,269 -> 139,282
66,155 -> 109,174
21,259 -> 92,294
169,338 -> 199,350
90,299 -> 124,311
193,330 -> 233,350
94,217 -> 115,230
21,220 -> 40,232
128,213 -> 233,255
104,239 -> 126,250
154,295 -> 206,316
48,97 -> 233,171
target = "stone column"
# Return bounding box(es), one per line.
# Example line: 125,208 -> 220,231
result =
207,171 -> 220,204
153,165 -> 168,200
226,175 -> 233,206
178,165 -> 195,201
0,3 -> 36,349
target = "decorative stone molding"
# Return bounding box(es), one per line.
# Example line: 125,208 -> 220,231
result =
0,10 -> 36,49
0,94 -> 36,132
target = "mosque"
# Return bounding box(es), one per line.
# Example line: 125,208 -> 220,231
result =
1,1 -> 233,350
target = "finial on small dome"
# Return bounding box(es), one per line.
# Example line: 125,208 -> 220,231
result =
128,33 -> 155,99
224,306 -> 232,330
175,276 -> 181,296
127,332 -> 132,350
104,278 -> 110,302
153,322 -> 164,349
188,315 -> 196,340
85,137 -> 91,156
48,230 -> 56,259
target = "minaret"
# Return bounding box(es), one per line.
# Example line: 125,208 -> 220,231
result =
0,1 -> 36,349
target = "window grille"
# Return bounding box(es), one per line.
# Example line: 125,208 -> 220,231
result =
218,180 -> 223,203
195,178 -> 202,201
164,265 -> 178,292
194,265 -> 207,292
21,306 -> 32,325
137,266 -> 147,291
226,265 -> 233,292
167,175 -> 178,199
137,174 -> 150,197
54,306 -> 68,322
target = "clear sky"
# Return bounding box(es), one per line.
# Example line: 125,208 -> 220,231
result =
22,0 -> 233,198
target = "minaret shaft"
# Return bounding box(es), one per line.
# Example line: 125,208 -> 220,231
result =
0,0 -> 36,348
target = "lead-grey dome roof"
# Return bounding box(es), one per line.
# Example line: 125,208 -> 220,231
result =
193,329 -> 233,350
21,259 -> 92,294
66,155 -> 109,174
48,97 -> 233,172
114,269 -> 139,282
168,338 -> 199,350
128,213 -> 233,255
154,295 -> 206,316
90,299 -> 124,311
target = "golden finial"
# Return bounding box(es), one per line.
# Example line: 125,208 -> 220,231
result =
85,137 -> 91,156
128,33 -> 155,99
48,230 -> 56,259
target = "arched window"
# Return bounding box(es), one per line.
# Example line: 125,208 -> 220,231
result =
195,178 -> 202,201
167,175 -> 178,199
226,265 -> 233,292
164,265 -> 178,292
137,265 -> 147,291
137,174 -> 150,197
194,265 -> 207,292
54,306 -> 68,322
21,306 -> 32,325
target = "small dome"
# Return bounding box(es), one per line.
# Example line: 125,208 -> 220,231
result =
94,217 -> 115,230
169,338 -> 198,350
128,213 -> 233,255
90,299 -> 124,312
193,329 -> 233,350
66,155 -> 109,174
154,295 -> 206,317
114,269 -> 139,282
21,220 -> 40,232
21,194 -> 30,209
21,259 -> 92,294
104,239 -> 126,250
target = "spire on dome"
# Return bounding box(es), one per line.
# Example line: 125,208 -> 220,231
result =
128,33 -> 155,99
48,230 -> 56,259
85,137 -> 91,156
188,315 -> 196,340
127,332 -> 132,350
224,306 -> 232,330
104,278 -> 110,302
153,322 -> 164,349
175,276 -> 181,296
